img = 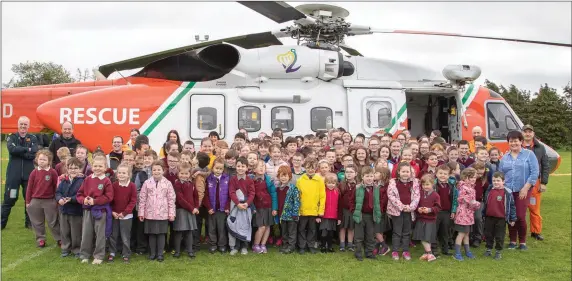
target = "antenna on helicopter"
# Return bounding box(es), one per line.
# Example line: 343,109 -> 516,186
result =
115,69 -> 131,85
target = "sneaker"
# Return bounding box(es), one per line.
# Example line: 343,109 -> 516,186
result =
347,244 -> 355,252
230,249 -> 238,256
372,247 -> 379,256
427,254 -> 437,262
494,251 -> 502,260
507,242 -> 517,250
123,257 -> 130,263
261,245 -> 268,254
531,233 -> 545,241
275,238 -> 283,247
419,254 -> 428,261
339,246 -> 346,252
484,249 -> 492,257
241,248 -> 248,255
465,252 -> 475,259
107,255 -> 115,262
518,244 -> 528,251
188,252 -> 196,258
81,259 -> 89,263
61,252 -> 70,258
38,240 -> 46,248
219,247 -> 227,254
392,251 -> 399,261
209,246 -> 217,254
453,253 -> 464,261
409,241 -> 416,248
380,245 -> 391,256
253,245 -> 262,254
402,251 -> 412,261
268,237 -> 274,245
92,259 -> 103,265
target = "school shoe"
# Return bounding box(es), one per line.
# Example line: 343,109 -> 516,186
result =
494,251 -> 502,260
92,259 -> 103,265
426,254 -> 437,262
309,247 -> 318,254
355,254 -> 364,261
465,252 -> 475,259
391,251 -> 399,261
173,252 -> 181,258
471,240 -> 481,248
484,249 -> 492,257
531,233 -> 545,241
74,253 -> 81,259
209,246 -> 217,254
320,247 -> 327,253
38,240 -> 46,248
339,245 -> 346,252
507,242 -> 517,250
157,255 -> 164,262
230,249 -> 239,256
188,251 -> 196,258
452,253 -> 464,261
219,247 -> 227,254
61,252 -> 70,258
148,255 -> 156,260
327,248 -> 335,253
298,249 -> 305,255
518,244 -> 528,251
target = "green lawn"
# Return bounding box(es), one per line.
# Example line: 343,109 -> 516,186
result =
1,144 -> 570,281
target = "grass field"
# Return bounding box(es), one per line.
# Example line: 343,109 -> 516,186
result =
1,144 -> 570,281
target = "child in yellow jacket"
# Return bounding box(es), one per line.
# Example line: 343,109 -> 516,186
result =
295,158 -> 325,254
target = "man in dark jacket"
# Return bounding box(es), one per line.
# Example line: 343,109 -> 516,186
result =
522,125 -> 550,241
48,121 -> 81,167
1,116 -> 38,229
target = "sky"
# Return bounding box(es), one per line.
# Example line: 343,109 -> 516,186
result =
2,1 -> 571,93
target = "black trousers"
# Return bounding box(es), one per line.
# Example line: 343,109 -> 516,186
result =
131,210 -> 148,253
207,212 -> 227,248
1,178 -> 30,228
354,213 -> 375,258
281,221 -> 297,251
484,216 -> 506,251
174,230 -> 193,254
297,216 -> 317,249
193,205 -> 209,251
391,212 -> 412,252
432,211 -> 453,253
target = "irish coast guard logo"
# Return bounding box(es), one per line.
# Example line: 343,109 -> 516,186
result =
277,49 -> 301,73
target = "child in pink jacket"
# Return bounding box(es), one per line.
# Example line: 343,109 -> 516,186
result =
320,173 -> 340,253
453,167 -> 481,261
138,160 -> 176,262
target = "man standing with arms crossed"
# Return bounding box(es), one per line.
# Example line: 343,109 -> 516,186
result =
1,116 -> 38,230
522,125 -> 549,241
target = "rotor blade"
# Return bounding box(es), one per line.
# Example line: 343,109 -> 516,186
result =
98,32 -> 282,77
371,29 -> 572,47
339,43 -> 363,56
238,1 -> 306,23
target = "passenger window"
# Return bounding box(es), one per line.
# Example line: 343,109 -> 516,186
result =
197,107 -> 217,130
365,101 -> 392,129
311,107 -> 333,132
238,106 -> 261,132
271,107 -> 294,132
487,102 -> 518,140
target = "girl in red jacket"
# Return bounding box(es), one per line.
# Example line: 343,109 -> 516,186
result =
320,173 -> 340,253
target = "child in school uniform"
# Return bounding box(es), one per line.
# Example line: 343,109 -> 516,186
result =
290,152 -> 306,186
192,152 -> 210,252
77,156 -> 114,264
387,162 -> 421,261
56,157 -> 84,258
203,158 -> 231,254
470,161 -> 488,248
250,160 -> 278,254
350,166 -> 382,261
373,165 -> 391,256
108,164 -> 137,263
132,150 -> 156,255
391,148 -> 421,179
75,145 -> 93,177
228,157 -> 256,255
276,165 -> 300,254
173,162 -> 199,259
138,160 -> 176,262
26,149 -> 61,248
338,165 -> 357,252
224,150 -> 239,178
482,172 -> 516,260
55,147 -> 71,176
296,158 -> 325,254
414,174 -> 441,262
320,173 -> 340,253
432,164 -> 458,256
453,167 -> 481,261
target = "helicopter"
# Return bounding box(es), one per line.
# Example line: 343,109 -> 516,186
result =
1,1 -> 569,172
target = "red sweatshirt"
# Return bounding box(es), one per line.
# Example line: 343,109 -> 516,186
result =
253,176 -> 271,209
416,190 -> 441,222
164,169 -> 178,186
25,168 -> 59,204
379,183 -> 389,213
396,180 -> 413,206
349,185 -> 375,214
76,174 -> 114,206
276,183 -> 290,217
174,179 -> 199,212
474,176 -> 488,202
111,181 -> 137,215
338,181 -> 356,218
229,175 -> 255,206
485,188 -> 505,218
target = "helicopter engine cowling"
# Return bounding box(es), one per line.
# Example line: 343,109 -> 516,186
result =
233,46 -> 343,80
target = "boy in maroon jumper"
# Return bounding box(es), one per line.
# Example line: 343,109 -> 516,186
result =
420,152 -> 439,178
228,157 -> 255,255
108,164 -> 137,263
26,149 -> 61,248
77,156 -> 114,265
457,140 -> 475,168
482,172 -> 516,260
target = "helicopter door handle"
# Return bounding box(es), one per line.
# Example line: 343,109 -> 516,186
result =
218,124 -> 222,135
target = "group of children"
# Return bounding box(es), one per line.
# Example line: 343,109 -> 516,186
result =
24,127 -> 517,265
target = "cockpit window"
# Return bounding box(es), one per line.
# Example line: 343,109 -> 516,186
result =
486,102 -> 519,140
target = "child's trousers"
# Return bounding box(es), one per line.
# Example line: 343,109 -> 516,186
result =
391,212 -> 412,252
27,198 -> 61,242
281,220 -> 297,251
109,218 -> 132,258
297,216 -> 317,250
148,234 -> 166,257
208,212 -> 228,248
354,213 -> 375,257
174,230 -> 193,254
80,209 -> 106,260
59,213 -> 82,254
432,210 -> 453,253
484,216 -> 506,251
471,203 -> 484,243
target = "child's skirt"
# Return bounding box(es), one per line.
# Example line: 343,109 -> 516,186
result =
412,220 -> 437,243
254,208 -> 274,227
319,218 -> 337,236
340,208 -> 355,230
174,208 -> 198,232
454,224 -> 470,233
374,213 -> 392,234
144,219 -> 168,234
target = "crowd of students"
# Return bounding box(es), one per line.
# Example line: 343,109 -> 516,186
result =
21,123 -> 546,265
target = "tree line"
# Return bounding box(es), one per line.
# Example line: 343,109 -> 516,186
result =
2,62 -> 571,149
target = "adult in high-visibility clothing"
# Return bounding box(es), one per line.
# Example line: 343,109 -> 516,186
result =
469,126 -> 493,153
522,125 -> 549,241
